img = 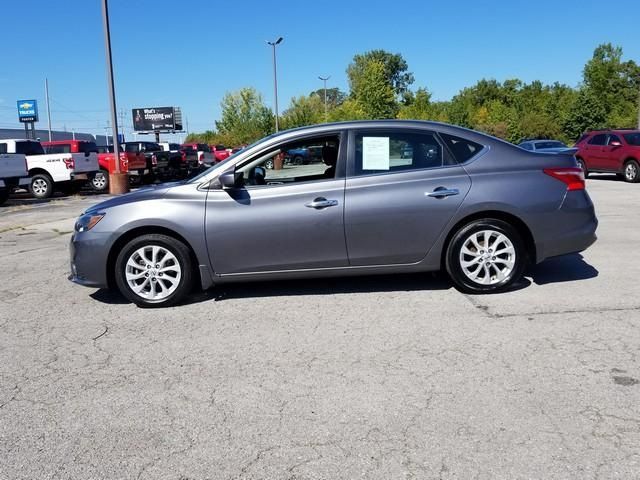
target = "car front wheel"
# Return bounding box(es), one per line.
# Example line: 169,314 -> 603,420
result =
445,219 -> 526,294
115,234 -> 194,308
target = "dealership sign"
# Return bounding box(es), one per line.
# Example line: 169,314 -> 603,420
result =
17,99 -> 38,123
132,107 -> 182,131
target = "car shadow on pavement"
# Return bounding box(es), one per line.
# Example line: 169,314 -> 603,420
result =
90,272 -> 453,306
526,253 -> 598,285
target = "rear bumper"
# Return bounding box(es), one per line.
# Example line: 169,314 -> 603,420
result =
535,190 -> 598,262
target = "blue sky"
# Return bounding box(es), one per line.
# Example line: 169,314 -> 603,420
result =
0,0 -> 638,142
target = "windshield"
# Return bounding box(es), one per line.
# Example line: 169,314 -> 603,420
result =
623,133 -> 640,146
188,137 -> 267,184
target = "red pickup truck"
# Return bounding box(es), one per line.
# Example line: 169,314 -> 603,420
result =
43,140 -> 146,191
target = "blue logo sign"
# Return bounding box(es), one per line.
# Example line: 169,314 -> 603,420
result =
17,99 -> 38,123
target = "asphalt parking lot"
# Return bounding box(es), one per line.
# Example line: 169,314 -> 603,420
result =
0,176 -> 639,479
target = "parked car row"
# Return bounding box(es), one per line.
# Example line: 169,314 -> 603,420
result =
0,139 -> 248,204
518,128 -> 640,183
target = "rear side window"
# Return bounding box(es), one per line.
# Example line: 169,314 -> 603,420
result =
623,133 -> 640,146
440,133 -> 483,163
16,141 -> 45,155
124,144 -> 139,153
588,134 -> 607,146
0,144 -> 6,154
197,144 -> 210,152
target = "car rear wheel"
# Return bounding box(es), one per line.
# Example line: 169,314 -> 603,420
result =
264,159 -> 274,170
623,160 -> 639,183
576,158 -> 588,178
446,219 -> 526,294
91,170 -> 109,192
30,173 -> 54,199
115,234 -> 194,308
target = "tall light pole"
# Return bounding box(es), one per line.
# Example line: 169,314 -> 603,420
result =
267,37 -> 283,132
101,0 -> 128,194
45,78 -> 52,141
318,75 -> 330,123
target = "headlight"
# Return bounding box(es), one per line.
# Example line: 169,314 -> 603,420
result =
75,212 -> 105,232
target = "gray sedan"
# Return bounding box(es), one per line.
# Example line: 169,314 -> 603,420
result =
69,121 -> 597,307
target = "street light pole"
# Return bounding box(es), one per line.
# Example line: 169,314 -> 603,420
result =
45,78 -> 52,141
101,0 -> 128,193
267,37 -> 283,132
318,75 -> 330,123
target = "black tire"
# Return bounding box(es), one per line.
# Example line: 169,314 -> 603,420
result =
129,173 -> 143,186
576,158 -> 588,178
293,155 -> 304,165
115,234 -> 194,308
445,218 -> 527,294
29,173 -> 54,199
91,170 -> 109,192
623,160 -> 640,183
0,189 -> 8,206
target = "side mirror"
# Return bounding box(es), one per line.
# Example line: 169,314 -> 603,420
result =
609,140 -> 622,148
217,170 -> 244,190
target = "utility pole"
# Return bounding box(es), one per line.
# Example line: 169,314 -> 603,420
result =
318,75 -> 331,123
101,0 -> 128,193
267,37 -> 283,132
45,78 -> 52,141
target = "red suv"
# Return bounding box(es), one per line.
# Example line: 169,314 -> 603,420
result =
575,129 -> 640,183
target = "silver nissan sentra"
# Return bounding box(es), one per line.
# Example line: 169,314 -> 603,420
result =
69,120 -> 597,307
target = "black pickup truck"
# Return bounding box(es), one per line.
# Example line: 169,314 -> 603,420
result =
122,141 -> 171,181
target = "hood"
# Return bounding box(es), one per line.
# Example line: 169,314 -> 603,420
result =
85,182 -> 184,213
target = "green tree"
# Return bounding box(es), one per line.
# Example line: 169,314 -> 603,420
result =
347,50 -> 414,100
397,88 -> 432,120
214,87 -> 274,145
349,59 -> 397,119
280,94 -> 325,129
563,88 -> 607,141
309,88 -> 347,109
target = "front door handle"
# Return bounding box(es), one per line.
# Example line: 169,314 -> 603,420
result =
426,187 -> 459,199
305,197 -> 339,209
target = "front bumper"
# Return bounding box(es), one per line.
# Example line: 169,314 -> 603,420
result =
68,231 -> 112,288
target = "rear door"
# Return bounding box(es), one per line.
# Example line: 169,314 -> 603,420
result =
584,134 -> 608,169
344,128 -> 472,266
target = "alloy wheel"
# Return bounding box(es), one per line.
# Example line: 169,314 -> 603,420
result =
32,179 -> 49,196
459,229 -> 516,286
625,162 -> 638,182
125,245 -> 182,300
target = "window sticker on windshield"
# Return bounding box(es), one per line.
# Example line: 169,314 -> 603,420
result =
362,136 -> 390,170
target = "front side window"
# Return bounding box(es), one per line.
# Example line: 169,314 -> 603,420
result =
607,134 -> 621,145
0,144 -> 7,154
588,134 -> 607,146
237,134 -> 341,187
353,130 -> 445,176
519,142 -> 534,151
124,143 -> 139,153
198,144 -> 210,152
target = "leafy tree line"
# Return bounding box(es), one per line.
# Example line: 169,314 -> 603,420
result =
187,43 -> 640,146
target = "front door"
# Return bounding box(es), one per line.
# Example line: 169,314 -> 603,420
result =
205,132 -> 348,275
344,128 -> 472,266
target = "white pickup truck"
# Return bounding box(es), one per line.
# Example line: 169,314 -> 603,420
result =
0,150 -> 30,205
0,139 -> 99,199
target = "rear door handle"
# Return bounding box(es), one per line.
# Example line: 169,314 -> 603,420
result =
305,197 -> 338,209
426,188 -> 459,199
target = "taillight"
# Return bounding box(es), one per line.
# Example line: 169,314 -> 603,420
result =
198,153 -> 204,164
544,167 -> 585,191
151,153 -> 158,166
63,157 -> 74,169
181,151 -> 186,161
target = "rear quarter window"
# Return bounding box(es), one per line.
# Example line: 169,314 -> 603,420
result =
440,133 -> 483,163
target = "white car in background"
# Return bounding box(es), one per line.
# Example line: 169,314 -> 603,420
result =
0,139 -> 99,199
